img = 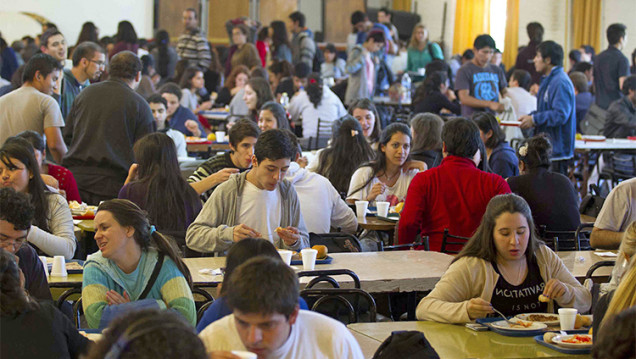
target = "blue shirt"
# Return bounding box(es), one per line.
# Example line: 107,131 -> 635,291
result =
168,105 -> 206,137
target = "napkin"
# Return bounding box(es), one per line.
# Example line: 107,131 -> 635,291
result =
594,251 -> 618,257
198,268 -> 223,276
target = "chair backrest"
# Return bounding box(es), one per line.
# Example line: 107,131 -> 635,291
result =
310,233 -> 362,253
441,229 -> 470,254
300,287 -> 377,324
538,225 -> 580,251
575,222 -> 594,250
379,235 -> 428,251
56,287 -> 82,328
196,300 -> 215,324
307,118 -> 332,150
583,260 -> 616,315
297,268 -> 361,289
609,152 -> 636,180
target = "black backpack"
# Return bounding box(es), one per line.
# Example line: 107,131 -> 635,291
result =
372,331 -> 440,359
579,184 -> 606,218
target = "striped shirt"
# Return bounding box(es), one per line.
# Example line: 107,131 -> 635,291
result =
188,151 -> 246,202
176,31 -> 211,68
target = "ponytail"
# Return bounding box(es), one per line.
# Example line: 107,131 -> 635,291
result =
306,73 -> 323,108
150,231 -> 193,288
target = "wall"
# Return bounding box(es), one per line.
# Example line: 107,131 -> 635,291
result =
414,0 -> 456,56
0,0 -> 154,46
601,0 -> 636,58
518,0 -> 570,54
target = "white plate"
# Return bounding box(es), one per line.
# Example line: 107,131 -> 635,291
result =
490,319 -> 547,331
551,334 -> 593,348
515,313 -> 560,326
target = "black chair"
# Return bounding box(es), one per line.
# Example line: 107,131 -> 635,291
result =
601,151 -> 636,187
379,235 -> 429,251
56,288 -> 83,328
583,260 -> 616,314
300,287 -> 377,324
310,233 -> 362,253
441,229 -> 470,254
539,226 -> 579,251
196,300 -> 215,324
575,222 -> 594,250
297,269 -> 361,289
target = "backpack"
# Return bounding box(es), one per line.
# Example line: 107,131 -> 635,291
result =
580,104 -> 608,135
579,184 -> 606,218
297,31 -> 324,72
372,331 -> 440,359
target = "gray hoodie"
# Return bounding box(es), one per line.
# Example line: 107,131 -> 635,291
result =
186,171 -> 309,253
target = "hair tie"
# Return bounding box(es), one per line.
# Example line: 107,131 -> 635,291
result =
351,130 -> 359,137
309,78 -> 316,84
518,144 -> 528,157
149,225 -> 156,235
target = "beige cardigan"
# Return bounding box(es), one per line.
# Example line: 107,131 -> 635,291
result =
417,245 -> 592,323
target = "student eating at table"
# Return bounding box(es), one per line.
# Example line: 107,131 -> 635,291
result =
186,129 -> 309,253
159,82 -> 206,138
258,101 -> 291,132
179,66 -> 214,115
417,194 -> 591,323
188,119 -> 260,202
196,238 -> 309,332
118,133 -> 202,244
82,199 -> 195,329
0,138 -> 76,259
243,77 -> 275,123
348,98 -> 382,150
0,248 -> 90,359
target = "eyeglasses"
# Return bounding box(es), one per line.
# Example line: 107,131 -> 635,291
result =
89,59 -> 106,67
0,238 -> 26,251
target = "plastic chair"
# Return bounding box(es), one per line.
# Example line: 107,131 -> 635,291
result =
300,287 -> 377,324
441,229 -> 469,254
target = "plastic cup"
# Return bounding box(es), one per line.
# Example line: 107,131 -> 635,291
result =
301,248 -> 318,271
376,201 -> 390,217
558,308 -> 577,330
50,255 -> 67,277
39,256 -> 49,277
215,131 -> 226,142
231,351 -> 257,359
355,201 -> 369,219
418,68 -> 426,76
278,250 -> 293,266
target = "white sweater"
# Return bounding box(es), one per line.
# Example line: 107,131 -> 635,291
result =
199,310 -> 364,359
26,193 -> 76,259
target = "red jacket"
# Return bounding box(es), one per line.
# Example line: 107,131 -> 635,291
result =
398,156 -> 511,252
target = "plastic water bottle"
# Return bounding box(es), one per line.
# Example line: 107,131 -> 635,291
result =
280,92 -> 289,109
401,73 -> 411,103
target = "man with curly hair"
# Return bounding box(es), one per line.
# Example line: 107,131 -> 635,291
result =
0,187 -> 51,300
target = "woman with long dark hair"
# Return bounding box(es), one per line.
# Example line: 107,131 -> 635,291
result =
151,30 -> 178,83
109,20 -> 138,59
413,71 -> 460,115
243,77 -> 274,121
119,133 -> 202,239
313,117 -> 375,195
473,112 -> 519,178
215,65 -> 249,107
0,248 -> 90,358
269,21 -> 292,64
417,194 -> 591,323
348,98 -> 382,150
288,73 -> 347,139
82,199 -> 196,329
76,22 -> 99,45
178,66 -> 213,114
258,101 -> 290,132
0,139 -> 75,259
347,123 -> 421,206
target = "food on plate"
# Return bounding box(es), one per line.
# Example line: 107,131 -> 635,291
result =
543,332 -> 557,343
66,262 -> 84,270
527,314 -> 559,322
509,319 -> 533,328
69,200 -> 83,209
84,209 -> 95,217
561,334 -> 592,344
588,327 -> 593,335
538,294 -> 550,302
312,245 -> 328,259
574,314 -> 592,329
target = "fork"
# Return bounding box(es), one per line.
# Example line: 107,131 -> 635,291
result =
492,307 -> 515,326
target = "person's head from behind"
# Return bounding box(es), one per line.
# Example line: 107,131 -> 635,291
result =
473,34 -> 497,66
251,129 -> 295,190
288,11 -> 306,33
109,51 -> 142,84
534,41 -> 563,75
0,138 -> 45,196
229,119 -> 261,169
349,98 -> 382,143
441,117 -> 481,160
84,309 -> 207,359
517,134 -> 552,174
115,21 -> 138,44
183,8 -> 198,32
226,256 -> 300,356
292,62 -> 311,91
621,75 -> 636,104
0,188 -> 34,255
14,130 -> 45,167
606,23 -> 627,48
147,94 -> 169,128
461,49 -> 474,64
377,123 -> 412,169
22,53 -> 62,95
221,238 -> 281,295
350,11 -> 368,33
509,69 -> 532,91
0,247 -> 39,316
420,71 -> 448,97
39,29 -> 66,64
269,21 -> 290,48
364,30 -> 385,54
455,193 -> 539,264
410,113 -> 443,153
572,61 -> 594,82
473,112 -> 505,150
526,22 -> 544,43
259,101 -> 289,132
71,41 -> 106,80
568,49 -> 581,68
593,306 -> 636,359
133,133 -> 180,182
569,71 -> 589,95
244,78 -> 274,112
159,82 -> 183,117
179,66 -> 204,90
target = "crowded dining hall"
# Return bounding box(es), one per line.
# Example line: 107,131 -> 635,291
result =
2,0 -> 636,358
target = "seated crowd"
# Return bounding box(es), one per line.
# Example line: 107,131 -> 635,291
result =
1,7 -> 635,359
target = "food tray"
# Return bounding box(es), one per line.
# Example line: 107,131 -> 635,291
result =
534,334 -> 591,355
47,259 -> 84,274
291,255 -> 333,266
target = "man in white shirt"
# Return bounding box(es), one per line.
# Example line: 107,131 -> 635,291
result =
505,69 -> 537,117
199,256 -> 364,359
284,131 -> 357,233
186,129 -> 310,253
0,53 -> 67,163
591,177 -> 636,249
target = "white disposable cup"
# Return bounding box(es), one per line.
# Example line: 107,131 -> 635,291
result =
376,201 -> 390,217
418,68 -> 426,76
215,131 -> 226,142
301,248 -> 318,271
50,255 -> 67,277
278,250 -> 293,266
39,256 -> 49,276
558,308 -> 578,330
231,351 -> 257,359
355,201 -> 369,219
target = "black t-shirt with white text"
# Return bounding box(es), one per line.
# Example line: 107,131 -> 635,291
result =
490,258 -> 548,316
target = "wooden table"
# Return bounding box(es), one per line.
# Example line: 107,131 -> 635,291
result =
358,216 -> 397,232
348,321 -> 591,358
557,250 -> 614,280
580,214 -> 596,224
186,142 -> 231,154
